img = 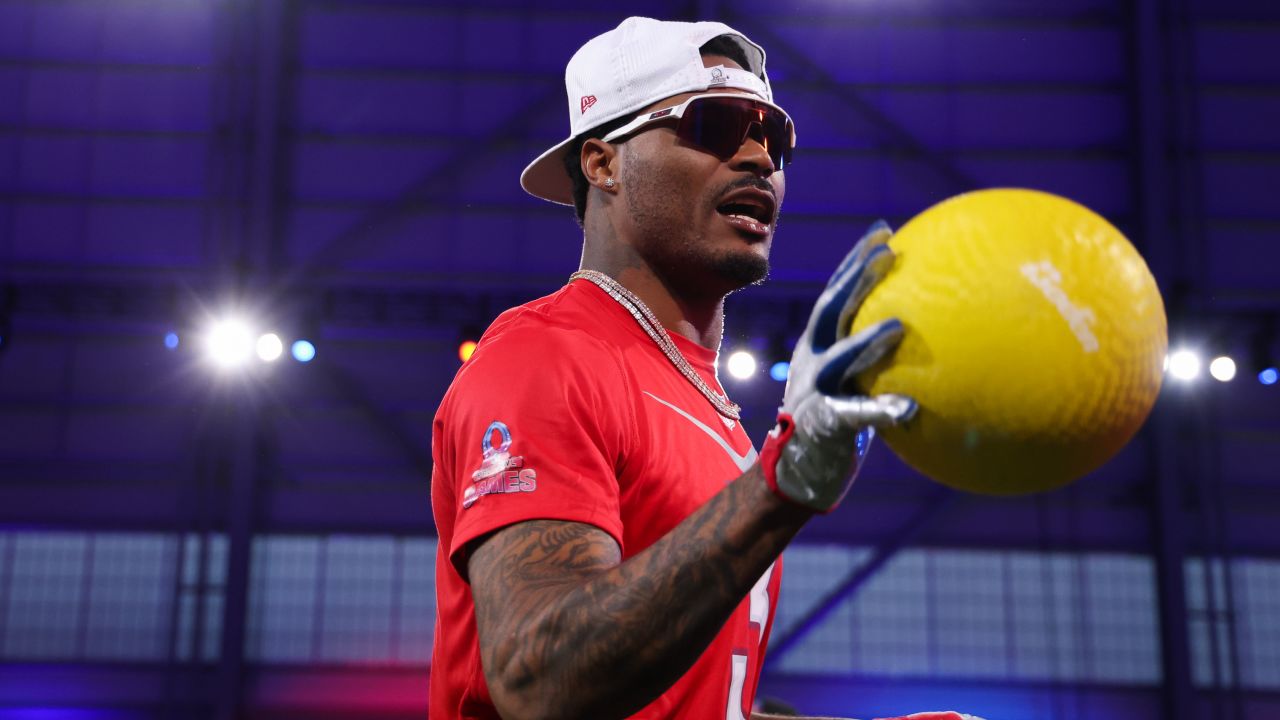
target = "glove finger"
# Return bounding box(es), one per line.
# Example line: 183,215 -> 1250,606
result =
814,317 -> 904,395
837,316 -> 910,391
806,221 -> 891,349
827,220 -> 892,289
834,240 -> 898,342
824,392 -> 918,428
812,243 -> 895,350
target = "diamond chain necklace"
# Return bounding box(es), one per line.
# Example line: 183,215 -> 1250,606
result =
570,269 -> 741,420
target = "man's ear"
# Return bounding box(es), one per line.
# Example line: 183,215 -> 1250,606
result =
580,138 -> 618,190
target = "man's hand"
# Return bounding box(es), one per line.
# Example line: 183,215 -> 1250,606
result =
760,221 -> 917,512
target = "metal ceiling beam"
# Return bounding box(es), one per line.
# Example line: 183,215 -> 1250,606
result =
1148,405 -> 1195,720
246,0 -> 298,279
1188,393 -> 1245,715
724,12 -> 981,194
271,81 -> 562,292
214,390 -> 260,720
1167,0 -> 1244,715
211,1 -> 295,716
1130,0 -> 1193,717
312,356 -> 433,480
764,485 -> 956,669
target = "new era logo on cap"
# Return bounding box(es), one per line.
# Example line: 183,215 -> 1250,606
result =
580,95 -> 598,114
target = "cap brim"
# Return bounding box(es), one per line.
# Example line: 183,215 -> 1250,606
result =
520,135 -> 577,206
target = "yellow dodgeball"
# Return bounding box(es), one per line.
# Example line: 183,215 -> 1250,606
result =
848,189 -> 1167,495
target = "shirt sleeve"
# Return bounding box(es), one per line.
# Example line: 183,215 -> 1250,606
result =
437,321 -> 634,575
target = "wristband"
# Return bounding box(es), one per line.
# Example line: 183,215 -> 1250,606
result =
759,413 -> 799,504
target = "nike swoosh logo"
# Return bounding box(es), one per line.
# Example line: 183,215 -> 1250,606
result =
643,391 -> 758,472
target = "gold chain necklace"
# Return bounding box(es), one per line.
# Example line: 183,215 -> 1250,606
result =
570,270 -> 741,420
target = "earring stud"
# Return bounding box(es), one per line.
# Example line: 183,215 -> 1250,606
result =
603,178 -> 616,189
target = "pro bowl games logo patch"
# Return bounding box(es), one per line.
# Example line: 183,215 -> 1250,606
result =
463,420 -> 538,509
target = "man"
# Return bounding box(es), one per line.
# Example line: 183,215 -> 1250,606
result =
430,16 -> 982,720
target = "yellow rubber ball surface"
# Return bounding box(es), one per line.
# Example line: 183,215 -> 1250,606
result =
848,188 -> 1167,495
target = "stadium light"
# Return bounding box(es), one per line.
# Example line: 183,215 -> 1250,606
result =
1249,331 -> 1277,387
1167,348 -> 1203,381
1167,350 -> 1201,381
291,339 -> 316,363
205,319 -> 254,369
769,361 -> 790,382
726,350 -> 757,380
458,340 -> 478,363
1208,356 -> 1236,382
256,333 -> 284,362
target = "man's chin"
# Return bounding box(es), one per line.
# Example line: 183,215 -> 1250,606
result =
715,251 -> 770,290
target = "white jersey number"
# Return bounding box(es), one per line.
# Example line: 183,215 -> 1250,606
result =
726,562 -> 774,720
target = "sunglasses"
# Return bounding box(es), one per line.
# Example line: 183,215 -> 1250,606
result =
602,93 -> 796,170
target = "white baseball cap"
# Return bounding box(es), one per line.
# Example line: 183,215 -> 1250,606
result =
519,16 -> 774,206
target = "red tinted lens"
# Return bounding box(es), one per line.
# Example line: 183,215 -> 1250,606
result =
677,98 -> 793,169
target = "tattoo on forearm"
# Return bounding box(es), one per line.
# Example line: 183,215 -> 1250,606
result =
469,463 -> 810,720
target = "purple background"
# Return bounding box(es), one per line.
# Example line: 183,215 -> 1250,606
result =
0,0 -> 1277,718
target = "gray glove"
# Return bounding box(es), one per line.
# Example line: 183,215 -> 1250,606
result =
759,221 -> 917,512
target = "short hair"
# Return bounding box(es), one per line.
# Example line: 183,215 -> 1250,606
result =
562,35 -> 756,228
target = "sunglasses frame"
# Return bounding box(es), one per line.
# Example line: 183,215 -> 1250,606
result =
601,92 -> 796,168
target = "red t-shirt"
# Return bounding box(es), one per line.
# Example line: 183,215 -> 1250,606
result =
430,279 -> 782,719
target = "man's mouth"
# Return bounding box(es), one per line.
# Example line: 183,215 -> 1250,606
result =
716,188 -> 776,238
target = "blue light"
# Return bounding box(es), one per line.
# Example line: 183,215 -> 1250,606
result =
855,426 -> 875,459
769,361 -> 790,382
163,332 -> 179,350
1260,367 -> 1278,386
291,339 -> 316,363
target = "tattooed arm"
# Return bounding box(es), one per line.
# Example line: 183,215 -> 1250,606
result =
468,461 -> 811,720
